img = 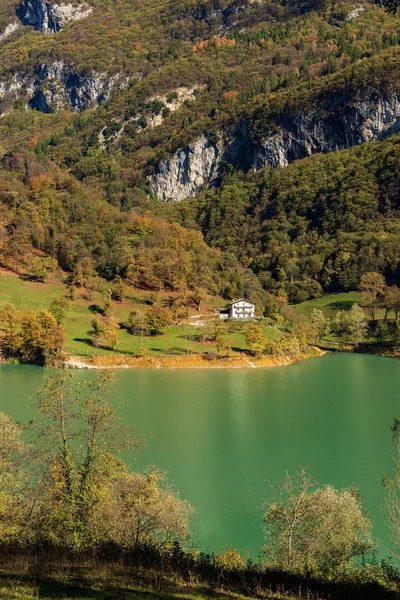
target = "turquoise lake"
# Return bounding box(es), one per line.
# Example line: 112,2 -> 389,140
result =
0,353 -> 399,558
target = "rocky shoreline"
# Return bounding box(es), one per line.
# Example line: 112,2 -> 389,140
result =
64,348 -> 325,370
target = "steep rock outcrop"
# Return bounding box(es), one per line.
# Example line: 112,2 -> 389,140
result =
253,92 -> 400,170
0,62 -> 129,112
152,136 -> 223,203
16,0 -> 92,33
0,22 -> 20,41
152,123 -> 254,203
151,90 -> 400,202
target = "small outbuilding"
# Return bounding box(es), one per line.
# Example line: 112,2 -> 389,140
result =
220,299 -> 255,320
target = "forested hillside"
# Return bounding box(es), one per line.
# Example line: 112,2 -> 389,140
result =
0,0 -> 398,311
167,133 -> 400,301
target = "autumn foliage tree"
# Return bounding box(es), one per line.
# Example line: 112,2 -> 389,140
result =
245,322 -> 267,356
0,305 -> 64,365
359,272 -> 386,321
263,469 -> 374,575
0,412 -> 30,543
384,418 -> 400,560
94,468 -> 192,550
144,306 -> 173,336
24,369 -> 192,551
91,316 -> 120,349
27,256 -> 58,283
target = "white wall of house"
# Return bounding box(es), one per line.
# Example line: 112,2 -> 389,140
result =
231,300 -> 255,319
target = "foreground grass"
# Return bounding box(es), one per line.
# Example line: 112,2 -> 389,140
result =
0,569 -> 296,600
0,557 -> 398,600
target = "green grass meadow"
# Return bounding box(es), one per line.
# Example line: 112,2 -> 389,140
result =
0,272 -> 280,358
291,292 -> 362,318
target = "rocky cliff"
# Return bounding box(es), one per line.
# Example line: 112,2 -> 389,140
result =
16,0 -> 92,33
151,90 -> 400,202
0,62 -> 129,112
0,22 -> 20,41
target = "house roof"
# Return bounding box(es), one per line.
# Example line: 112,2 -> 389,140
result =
230,298 -> 255,306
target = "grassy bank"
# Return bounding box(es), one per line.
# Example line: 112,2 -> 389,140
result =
0,270 -> 281,360
1,269 -> 398,367
291,292 -> 363,318
65,347 -> 323,369
0,549 -> 397,600
0,571 -> 292,600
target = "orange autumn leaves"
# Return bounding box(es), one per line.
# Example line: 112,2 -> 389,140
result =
192,36 -> 236,53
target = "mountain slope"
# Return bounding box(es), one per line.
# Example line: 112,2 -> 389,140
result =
170,132 -> 400,301
0,0 -> 398,304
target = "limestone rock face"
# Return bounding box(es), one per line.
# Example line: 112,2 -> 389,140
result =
16,0 -> 92,33
0,62 -> 129,112
151,136 -> 223,203
253,92 -> 400,170
151,90 -> 400,202
0,22 -> 20,41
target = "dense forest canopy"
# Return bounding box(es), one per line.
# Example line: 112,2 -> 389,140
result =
0,0 -> 397,308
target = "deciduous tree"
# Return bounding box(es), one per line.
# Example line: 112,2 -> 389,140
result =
384,418 -> 400,559
263,469 -> 374,574
359,272 -> 386,321
49,297 -> 70,325
217,547 -> 245,571
101,289 -> 114,317
382,286 -> 400,321
0,412 -> 30,543
246,322 -> 267,356
27,256 -> 57,283
0,306 -> 64,365
347,304 -> 368,348
311,309 -> 329,343
111,276 -> 127,302
333,305 -> 368,350
31,369 -> 142,549
91,316 -> 120,349
145,306 -> 172,336
95,468 -> 193,550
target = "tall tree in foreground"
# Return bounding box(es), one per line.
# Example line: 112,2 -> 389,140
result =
0,412 -> 30,542
263,469 -> 374,574
32,369 -> 136,548
383,418 -> 400,559
95,468 -> 193,550
263,468 -> 316,571
29,369 -> 191,551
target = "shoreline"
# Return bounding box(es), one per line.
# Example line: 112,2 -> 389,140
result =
64,348 -> 326,370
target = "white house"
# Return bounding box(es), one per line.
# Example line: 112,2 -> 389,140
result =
220,299 -> 256,320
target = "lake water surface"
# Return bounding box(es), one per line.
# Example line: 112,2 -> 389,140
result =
0,353 -> 399,558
